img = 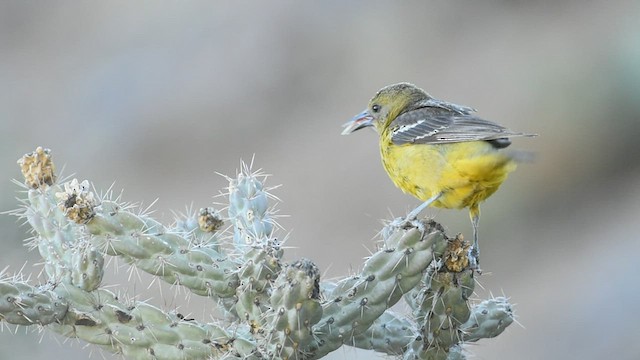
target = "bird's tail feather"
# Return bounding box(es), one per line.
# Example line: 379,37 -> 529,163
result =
507,150 -> 536,163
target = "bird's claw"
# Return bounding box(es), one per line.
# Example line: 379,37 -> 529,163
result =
468,246 -> 482,274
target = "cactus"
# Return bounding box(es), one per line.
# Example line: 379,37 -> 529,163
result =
0,147 -> 514,359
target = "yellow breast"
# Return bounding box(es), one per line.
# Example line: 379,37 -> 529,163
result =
379,139 -> 517,210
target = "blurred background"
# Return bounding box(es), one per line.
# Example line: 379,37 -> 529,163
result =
1,1 -> 639,359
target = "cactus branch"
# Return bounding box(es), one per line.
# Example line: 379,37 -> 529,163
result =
0,147 -> 515,359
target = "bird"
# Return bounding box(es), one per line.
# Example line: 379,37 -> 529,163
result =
342,82 -> 535,267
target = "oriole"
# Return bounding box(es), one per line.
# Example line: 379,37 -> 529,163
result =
342,82 -> 534,265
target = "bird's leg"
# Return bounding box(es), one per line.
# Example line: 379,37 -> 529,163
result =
390,194 -> 442,230
406,193 -> 441,220
469,205 -> 480,270
393,193 -> 442,231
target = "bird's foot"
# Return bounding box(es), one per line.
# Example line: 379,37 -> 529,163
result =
388,215 -> 425,232
468,246 -> 482,274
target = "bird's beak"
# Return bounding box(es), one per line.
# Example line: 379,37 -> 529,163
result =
341,109 -> 374,135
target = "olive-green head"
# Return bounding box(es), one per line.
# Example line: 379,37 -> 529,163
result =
342,82 -> 430,135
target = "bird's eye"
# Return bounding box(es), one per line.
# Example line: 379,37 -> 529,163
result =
371,104 -> 381,113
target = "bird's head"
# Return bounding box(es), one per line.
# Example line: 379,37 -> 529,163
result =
342,82 -> 430,135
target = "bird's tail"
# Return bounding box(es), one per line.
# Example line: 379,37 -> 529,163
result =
507,150 -> 536,163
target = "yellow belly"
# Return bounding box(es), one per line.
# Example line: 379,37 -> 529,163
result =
380,140 -> 517,210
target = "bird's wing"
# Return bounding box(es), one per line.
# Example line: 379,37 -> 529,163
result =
389,104 -> 530,145
414,98 -> 476,115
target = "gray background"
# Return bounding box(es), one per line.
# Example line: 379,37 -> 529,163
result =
1,2 -> 639,359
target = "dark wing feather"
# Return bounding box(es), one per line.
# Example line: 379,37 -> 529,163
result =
390,105 -> 530,146
414,98 -> 476,115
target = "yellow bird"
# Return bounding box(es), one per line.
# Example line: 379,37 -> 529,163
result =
342,83 -> 534,265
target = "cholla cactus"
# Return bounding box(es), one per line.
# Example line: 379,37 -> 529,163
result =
0,147 -> 514,359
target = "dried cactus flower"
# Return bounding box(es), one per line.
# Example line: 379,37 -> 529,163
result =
17,146 -> 56,189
